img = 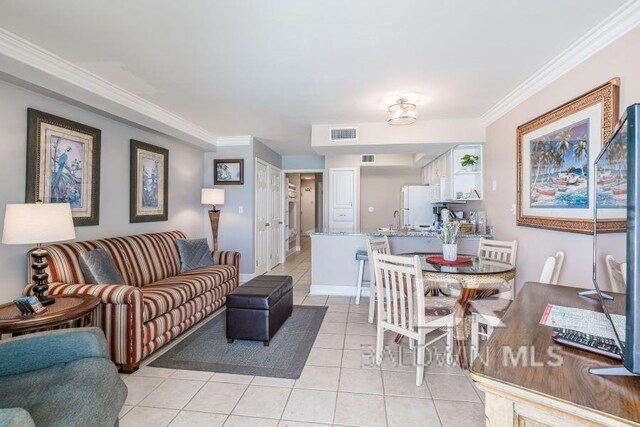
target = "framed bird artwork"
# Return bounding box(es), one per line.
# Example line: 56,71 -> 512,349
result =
26,108 -> 101,226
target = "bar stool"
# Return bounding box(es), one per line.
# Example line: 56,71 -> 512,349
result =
354,250 -> 369,305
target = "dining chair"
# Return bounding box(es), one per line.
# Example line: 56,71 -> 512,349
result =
470,250 -> 564,361
355,236 -> 390,324
477,238 -> 518,299
373,252 -> 456,386
605,255 -> 627,293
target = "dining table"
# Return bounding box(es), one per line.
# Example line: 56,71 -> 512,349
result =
398,252 -> 517,369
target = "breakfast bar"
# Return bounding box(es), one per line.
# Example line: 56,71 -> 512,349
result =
309,229 -> 490,296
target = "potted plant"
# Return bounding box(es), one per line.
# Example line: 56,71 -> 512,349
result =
439,221 -> 460,261
460,154 -> 479,172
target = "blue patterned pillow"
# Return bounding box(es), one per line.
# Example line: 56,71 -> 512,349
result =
79,248 -> 125,285
176,238 -> 215,273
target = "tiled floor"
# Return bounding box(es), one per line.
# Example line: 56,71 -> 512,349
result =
119,237 -> 485,427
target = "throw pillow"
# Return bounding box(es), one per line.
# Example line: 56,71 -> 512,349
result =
79,248 -> 126,285
176,238 -> 215,273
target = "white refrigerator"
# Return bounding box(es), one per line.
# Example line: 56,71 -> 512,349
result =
400,185 -> 435,228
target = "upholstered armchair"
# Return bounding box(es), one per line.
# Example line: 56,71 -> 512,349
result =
0,328 -> 126,427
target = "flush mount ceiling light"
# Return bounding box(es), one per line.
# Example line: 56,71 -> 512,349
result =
387,98 -> 417,126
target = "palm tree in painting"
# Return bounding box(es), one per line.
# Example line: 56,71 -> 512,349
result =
530,137 -> 550,190
573,135 -> 588,177
555,130 -> 572,169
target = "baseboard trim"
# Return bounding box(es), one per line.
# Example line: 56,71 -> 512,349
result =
239,273 -> 256,284
310,284 -> 370,297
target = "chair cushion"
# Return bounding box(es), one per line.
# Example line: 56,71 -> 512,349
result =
0,357 -> 126,427
141,264 -> 236,321
227,275 -> 293,310
79,248 -> 126,285
176,238 -> 214,273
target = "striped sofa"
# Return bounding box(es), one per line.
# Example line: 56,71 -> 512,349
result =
24,231 -> 239,372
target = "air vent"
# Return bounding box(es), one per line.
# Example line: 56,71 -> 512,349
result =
361,154 -> 376,164
330,127 -> 358,141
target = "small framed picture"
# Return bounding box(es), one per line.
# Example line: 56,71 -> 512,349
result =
130,140 -> 169,223
214,159 -> 244,185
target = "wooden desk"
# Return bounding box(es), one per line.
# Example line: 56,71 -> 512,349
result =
470,282 -> 640,427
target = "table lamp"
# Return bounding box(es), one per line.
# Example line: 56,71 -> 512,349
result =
2,202 -> 76,305
201,188 -> 225,252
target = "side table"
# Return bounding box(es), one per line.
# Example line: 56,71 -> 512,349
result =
0,295 -> 100,337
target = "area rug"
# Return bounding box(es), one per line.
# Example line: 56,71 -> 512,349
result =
149,305 -> 327,379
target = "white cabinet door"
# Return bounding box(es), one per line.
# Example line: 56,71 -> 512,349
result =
255,160 -> 269,275
269,166 -> 282,269
329,168 -> 356,230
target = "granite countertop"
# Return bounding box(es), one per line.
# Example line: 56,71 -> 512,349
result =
309,228 -> 491,238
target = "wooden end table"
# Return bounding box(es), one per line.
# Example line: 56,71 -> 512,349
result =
0,295 -> 100,337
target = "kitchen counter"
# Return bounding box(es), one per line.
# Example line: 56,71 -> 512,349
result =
310,229 -> 490,238
309,229 -> 490,296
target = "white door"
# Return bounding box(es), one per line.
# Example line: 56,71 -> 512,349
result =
255,160 -> 269,275
300,179 -> 316,234
329,168 -> 356,231
269,167 -> 282,269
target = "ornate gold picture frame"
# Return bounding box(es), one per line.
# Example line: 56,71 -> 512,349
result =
517,78 -> 622,234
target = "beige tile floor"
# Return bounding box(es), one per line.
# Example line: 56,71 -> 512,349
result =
119,237 -> 485,427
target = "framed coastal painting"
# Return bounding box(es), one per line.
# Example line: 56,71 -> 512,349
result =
130,140 -> 169,223
517,78 -> 623,234
26,108 -> 101,226
214,159 -> 244,185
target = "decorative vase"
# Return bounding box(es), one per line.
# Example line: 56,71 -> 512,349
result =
442,243 -> 458,261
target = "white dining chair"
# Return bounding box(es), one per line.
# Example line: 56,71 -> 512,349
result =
373,252 -> 456,386
355,237 -> 390,322
605,255 -> 627,293
470,251 -> 564,361
477,238 -> 518,300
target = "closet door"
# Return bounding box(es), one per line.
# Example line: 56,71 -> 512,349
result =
329,168 -> 356,231
255,159 -> 269,275
269,166 -> 283,269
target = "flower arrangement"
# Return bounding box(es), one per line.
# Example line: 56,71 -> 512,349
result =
438,221 -> 460,244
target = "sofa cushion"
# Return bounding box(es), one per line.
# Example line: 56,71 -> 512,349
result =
79,248 -> 126,285
141,264 -> 236,322
176,238 -> 214,272
111,231 -> 185,286
0,357 -> 126,427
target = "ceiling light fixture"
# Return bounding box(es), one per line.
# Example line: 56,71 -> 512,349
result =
387,98 -> 417,126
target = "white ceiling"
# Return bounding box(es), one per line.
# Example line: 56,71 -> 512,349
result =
0,0 -> 626,154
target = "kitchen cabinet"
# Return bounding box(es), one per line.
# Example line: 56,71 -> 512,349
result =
422,144 -> 483,202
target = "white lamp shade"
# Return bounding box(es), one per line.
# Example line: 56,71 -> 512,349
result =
2,203 -> 76,245
201,188 -> 225,206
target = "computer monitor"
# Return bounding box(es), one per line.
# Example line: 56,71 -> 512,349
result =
592,103 -> 639,375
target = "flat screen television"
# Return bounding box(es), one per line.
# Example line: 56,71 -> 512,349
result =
593,103 -> 639,375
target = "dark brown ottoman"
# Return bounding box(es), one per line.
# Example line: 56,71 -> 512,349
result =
226,275 -> 293,346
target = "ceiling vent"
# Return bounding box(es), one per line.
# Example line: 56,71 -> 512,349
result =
361,154 -> 376,164
330,127 -> 358,142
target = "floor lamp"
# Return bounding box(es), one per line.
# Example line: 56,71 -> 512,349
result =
2,202 -> 76,305
202,188 -> 225,252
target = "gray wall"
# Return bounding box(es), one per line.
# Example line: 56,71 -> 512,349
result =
282,155 -> 325,170
204,139 -> 282,276
0,80 -> 206,302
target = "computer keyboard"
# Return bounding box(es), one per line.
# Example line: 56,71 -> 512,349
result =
552,328 -> 623,360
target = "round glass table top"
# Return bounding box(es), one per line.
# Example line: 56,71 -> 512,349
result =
398,252 -> 515,275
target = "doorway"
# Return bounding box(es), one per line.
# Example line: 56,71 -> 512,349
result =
285,171 -> 323,257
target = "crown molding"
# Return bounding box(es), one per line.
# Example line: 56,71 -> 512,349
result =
216,136 -> 253,146
0,28 -> 218,146
481,0 -> 640,127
